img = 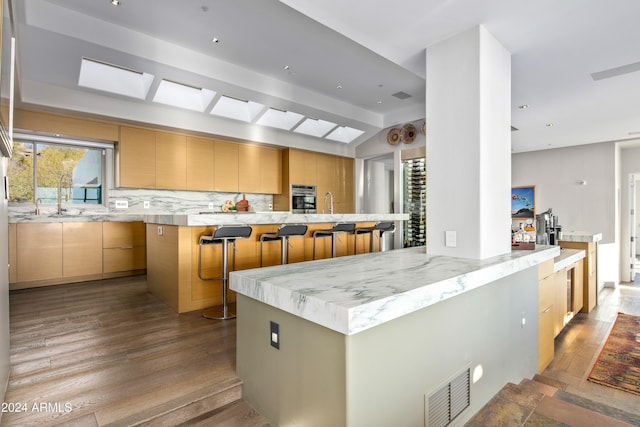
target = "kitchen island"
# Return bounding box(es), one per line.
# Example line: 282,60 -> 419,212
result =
230,244 -> 559,426
144,213 -> 408,313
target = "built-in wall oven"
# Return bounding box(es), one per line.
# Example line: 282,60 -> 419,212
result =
291,184 -> 317,213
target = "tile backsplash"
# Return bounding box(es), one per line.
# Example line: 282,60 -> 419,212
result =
9,188 -> 274,216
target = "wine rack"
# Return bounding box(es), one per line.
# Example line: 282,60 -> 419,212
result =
403,158 -> 426,247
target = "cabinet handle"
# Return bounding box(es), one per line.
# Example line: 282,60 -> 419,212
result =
543,306 -> 552,313
120,246 -> 134,249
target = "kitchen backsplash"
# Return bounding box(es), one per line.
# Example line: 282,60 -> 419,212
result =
9,188 -> 274,216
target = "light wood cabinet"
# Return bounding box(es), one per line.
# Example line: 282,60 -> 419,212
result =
334,156 -> 354,213
570,260 -> 584,313
260,147 -> 282,194
103,221 -> 146,274
559,241 -> 597,312
289,148 -> 317,186
537,260 -> 555,373
186,136 -> 215,191
156,131 -> 187,190
9,221 -> 146,289
119,126 -> 156,188
214,140 -> 239,192
15,223 -> 63,283
238,144 -> 262,194
63,222 -> 103,277
316,153 -> 335,214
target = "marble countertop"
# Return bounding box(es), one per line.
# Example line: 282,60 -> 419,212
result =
554,248 -> 585,272
145,212 -> 409,226
9,211 -> 144,223
230,245 -> 559,336
559,231 -> 602,243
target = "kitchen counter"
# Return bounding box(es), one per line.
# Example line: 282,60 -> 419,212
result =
230,244 -> 560,335
559,231 -> 602,243
9,211 -> 144,223
554,248 -> 585,272
145,212 -> 408,226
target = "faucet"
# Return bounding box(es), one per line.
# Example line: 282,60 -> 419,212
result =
323,191 -> 334,214
57,173 -> 71,215
34,197 -> 41,215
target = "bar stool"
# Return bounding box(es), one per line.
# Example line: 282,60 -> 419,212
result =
259,224 -> 308,266
312,223 -> 356,259
198,225 -> 253,320
354,221 -> 396,253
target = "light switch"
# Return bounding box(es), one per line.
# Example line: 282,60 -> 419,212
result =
143,201 -> 150,209
445,230 -> 457,247
270,321 -> 280,350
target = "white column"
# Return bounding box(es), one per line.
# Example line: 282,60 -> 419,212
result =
426,25 -> 511,259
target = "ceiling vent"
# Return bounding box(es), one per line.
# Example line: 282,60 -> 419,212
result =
392,91 -> 412,100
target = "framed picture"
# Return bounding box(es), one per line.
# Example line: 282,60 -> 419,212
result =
511,186 -> 535,218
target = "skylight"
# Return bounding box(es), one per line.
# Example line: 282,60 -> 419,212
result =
294,118 -> 337,137
256,108 -> 304,130
78,57 -> 154,100
152,79 -> 216,112
325,126 -> 365,143
210,96 -> 264,122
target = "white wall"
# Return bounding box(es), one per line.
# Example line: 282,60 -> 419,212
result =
512,142 -> 618,286
0,157 -> 10,405
618,142 -> 640,282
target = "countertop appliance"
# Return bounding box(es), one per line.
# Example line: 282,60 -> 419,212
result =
536,209 -> 562,245
291,184 -> 316,214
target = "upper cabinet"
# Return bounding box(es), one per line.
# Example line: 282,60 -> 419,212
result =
156,131 -> 187,190
119,126 -> 156,188
119,126 -> 282,194
274,148 -> 354,213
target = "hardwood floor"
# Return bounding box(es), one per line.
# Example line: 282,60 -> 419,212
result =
3,274 -> 640,426
540,280 -> 640,417
1,276 -> 258,427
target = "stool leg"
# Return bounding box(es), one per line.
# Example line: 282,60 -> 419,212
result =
203,239 -> 236,320
280,237 -> 288,265
370,231 -> 377,253
331,233 -> 337,258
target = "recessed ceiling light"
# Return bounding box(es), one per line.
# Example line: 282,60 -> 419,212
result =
336,85 -> 343,90
518,104 -> 528,109
111,0 -> 120,6
152,79 -> 216,112
283,65 -> 290,70
211,37 -> 220,44
546,123 -> 554,127
376,100 -> 383,104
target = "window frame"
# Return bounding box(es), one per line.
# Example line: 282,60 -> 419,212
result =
9,132 -> 115,208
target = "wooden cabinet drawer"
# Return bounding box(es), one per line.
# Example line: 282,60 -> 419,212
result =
103,247 -> 146,273
103,221 -> 146,248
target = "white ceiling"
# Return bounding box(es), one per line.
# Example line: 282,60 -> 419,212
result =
7,0 -> 640,153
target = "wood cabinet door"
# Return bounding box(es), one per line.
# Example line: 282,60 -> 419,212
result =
289,149 -> 316,186
335,156 -> 354,213
315,153 -> 335,214
261,147 -> 282,194
571,260 -> 584,313
119,126 -> 156,188
553,269 -> 567,337
103,221 -> 146,248
186,136 -> 214,191
538,305 -> 554,373
238,144 -> 262,194
156,131 -> 187,190
214,140 -> 239,192
63,222 -> 103,277
17,223 -> 63,282
9,224 -> 16,283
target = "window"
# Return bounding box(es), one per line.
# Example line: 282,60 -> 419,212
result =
8,135 -> 113,206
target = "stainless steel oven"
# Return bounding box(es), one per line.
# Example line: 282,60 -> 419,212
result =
291,184 -> 316,214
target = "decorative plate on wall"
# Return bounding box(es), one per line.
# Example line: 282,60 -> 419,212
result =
401,123 -> 417,144
387,128 -> 400,145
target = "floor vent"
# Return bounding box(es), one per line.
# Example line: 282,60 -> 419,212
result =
426,368 -> 470,427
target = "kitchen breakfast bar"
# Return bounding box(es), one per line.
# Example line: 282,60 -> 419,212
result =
229,243 -> 560,427
143,213 -> 408,313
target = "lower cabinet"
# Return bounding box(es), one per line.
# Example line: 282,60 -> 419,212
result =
9,221 -> 146,290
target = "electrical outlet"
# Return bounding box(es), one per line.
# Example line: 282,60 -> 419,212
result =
143,201 -> 150,209
115,200 -> 128,209
445,230 -> 457,247
268,203 -> 273,211
208,202 -> 214,210
157,226 -> 163,236
270,321 -> 280,349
